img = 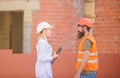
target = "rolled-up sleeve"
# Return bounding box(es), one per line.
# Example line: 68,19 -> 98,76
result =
83,39 -> 93,50
37,43 -> 53,63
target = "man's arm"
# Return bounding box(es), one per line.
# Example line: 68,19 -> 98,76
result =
78,39 -> 92,73
76,50 -> 90,74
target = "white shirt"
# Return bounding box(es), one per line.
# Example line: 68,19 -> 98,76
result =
35,38 -> 53,78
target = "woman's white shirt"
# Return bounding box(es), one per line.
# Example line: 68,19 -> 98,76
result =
35,38 -> 53,78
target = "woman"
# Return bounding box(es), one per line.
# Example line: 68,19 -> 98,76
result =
35,22 -> 58,78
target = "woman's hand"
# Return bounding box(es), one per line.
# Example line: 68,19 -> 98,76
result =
52,52 -> 59,59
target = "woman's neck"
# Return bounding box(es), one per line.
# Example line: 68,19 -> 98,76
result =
41,34 -> 48,41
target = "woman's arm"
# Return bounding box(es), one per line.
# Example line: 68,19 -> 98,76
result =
37,43 -> 53,63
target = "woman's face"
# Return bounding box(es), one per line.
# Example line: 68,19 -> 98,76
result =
46,28 -> 53,37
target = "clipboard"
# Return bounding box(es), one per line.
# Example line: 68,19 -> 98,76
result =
51,46 -> 62,64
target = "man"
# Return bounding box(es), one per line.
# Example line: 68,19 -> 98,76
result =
74,18 -> 98,78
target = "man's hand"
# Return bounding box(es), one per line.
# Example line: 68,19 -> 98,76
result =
74,71 -> 81,78
74,50 -> 90,78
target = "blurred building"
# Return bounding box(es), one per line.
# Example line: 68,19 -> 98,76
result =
0,0 -> 120,78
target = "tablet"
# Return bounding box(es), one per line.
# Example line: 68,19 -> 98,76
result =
56,46 -> 62,55
51,46 -> 62,64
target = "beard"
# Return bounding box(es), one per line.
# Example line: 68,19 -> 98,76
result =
77,31 -> 85,39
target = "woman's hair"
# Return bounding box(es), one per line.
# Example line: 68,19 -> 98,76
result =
40,29 -> 44,34
40,28 -> 46,34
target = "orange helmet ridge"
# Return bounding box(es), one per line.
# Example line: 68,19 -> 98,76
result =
77,18 -> 93,28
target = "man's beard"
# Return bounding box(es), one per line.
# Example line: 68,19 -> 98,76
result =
77,31 -> 85,39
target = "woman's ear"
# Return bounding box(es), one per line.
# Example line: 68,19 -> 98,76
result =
42,29 -> 47,34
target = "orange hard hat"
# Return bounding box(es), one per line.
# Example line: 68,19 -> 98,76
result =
77,18 -> 93,28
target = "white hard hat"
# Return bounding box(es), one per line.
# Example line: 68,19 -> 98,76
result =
36,22 -> 52,33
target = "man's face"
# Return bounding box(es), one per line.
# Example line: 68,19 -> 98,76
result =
77,25 -> 85,39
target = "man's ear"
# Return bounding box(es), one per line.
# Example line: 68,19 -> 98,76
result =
83,26 -> 87,31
